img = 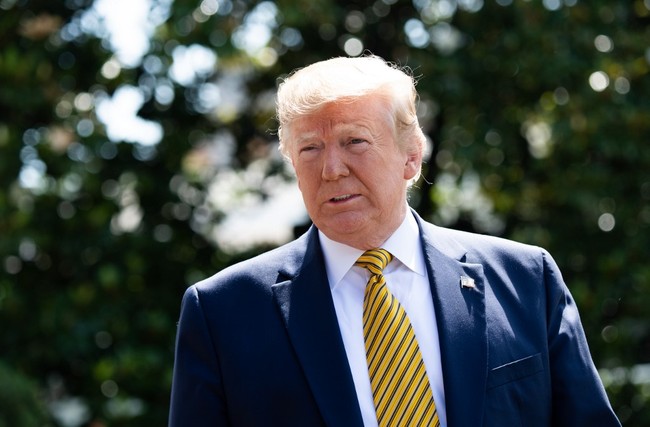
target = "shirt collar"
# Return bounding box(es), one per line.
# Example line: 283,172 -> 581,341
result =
319,210 -> 426,290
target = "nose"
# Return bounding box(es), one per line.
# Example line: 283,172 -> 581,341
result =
321,146 -> 349,181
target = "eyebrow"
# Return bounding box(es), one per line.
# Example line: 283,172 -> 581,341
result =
294,132 -> 321,145
292,120 -> 375,145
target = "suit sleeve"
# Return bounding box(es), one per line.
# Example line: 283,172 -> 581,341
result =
543,250 -> 620,426
169,285 -> 229,426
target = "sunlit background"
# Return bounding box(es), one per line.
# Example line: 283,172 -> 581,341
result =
18,0 -> 309,253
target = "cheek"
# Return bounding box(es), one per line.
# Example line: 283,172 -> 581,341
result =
295,173 -> 308,195
295,168 -> 315,199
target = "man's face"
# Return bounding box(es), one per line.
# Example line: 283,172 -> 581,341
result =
288,95 -> 421,249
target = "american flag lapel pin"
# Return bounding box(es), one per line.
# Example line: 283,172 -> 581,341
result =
460,275 -> 476,289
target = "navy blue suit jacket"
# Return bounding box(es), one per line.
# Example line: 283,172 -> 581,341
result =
169,213 -> 620,426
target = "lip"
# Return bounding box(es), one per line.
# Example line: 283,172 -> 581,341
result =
327,194 -> 360,204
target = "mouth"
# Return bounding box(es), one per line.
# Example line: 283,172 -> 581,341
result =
329,194 -> 357,203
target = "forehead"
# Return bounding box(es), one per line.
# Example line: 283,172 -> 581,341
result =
289,97 -> 394,139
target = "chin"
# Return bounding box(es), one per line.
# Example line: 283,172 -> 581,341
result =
319,217 -> 369,240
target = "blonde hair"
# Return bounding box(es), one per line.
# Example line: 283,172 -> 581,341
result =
276,55 -> 426,181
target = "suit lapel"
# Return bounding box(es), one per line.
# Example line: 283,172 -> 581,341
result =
272,227 -> 364,427
417,216 -> 488,427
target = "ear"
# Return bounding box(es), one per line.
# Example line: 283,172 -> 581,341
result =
403,139 -> 423,181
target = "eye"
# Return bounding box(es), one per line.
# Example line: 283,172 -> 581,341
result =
298,144 -> 320,157
346,138 -> 370,153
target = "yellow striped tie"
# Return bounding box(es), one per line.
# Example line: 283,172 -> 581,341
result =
356,249 -> 439,427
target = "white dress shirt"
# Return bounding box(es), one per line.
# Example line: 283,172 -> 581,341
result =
319,211 -> 447,427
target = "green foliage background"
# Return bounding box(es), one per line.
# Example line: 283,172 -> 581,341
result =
1,0 -> 648,425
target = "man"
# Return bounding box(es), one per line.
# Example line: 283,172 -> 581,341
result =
169,55 -> 620,426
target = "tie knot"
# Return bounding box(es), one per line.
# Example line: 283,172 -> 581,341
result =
355,249 -> 393,275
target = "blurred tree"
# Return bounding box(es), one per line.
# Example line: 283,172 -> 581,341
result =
0,0 -> 648,425
0,361 -> 51,427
